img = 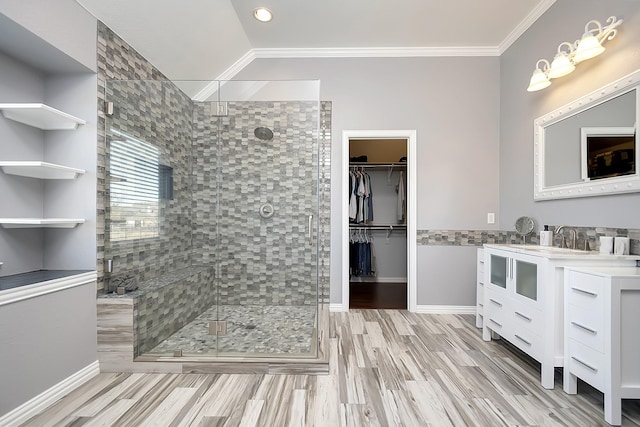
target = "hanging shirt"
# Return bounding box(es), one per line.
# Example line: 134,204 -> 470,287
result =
396,171 -> 405,222
349,171 -> 358,220
365,172 -> 374,222
356,172 -> 366,223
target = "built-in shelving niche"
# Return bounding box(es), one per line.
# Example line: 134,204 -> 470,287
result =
0,103 -> 87,232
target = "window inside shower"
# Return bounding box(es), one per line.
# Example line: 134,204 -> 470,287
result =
109,130 -> 160,241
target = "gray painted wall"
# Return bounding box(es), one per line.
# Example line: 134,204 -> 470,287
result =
0,51 -> 46,275
236,57 -> 501,306
500,0 -> 640,230
417,246 -> 478,307
0,283 -> 97,416
0,0 -> 97,72
43,73 -> 98,270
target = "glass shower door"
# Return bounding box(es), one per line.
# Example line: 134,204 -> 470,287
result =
214,80 -> 320,357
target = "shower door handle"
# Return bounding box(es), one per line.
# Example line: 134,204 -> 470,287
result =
308,215 -> 314,246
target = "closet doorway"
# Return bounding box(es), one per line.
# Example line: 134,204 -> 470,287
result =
341,130 -> 417,311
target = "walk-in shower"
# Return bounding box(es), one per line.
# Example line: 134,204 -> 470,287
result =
103,79 -> 321,359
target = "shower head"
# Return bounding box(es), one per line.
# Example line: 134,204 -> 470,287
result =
254,126 -> 274,141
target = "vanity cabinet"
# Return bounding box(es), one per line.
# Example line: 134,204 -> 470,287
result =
482,244 -> 640,390
475,248 -> 484,328
563,267 -> 640,426
483,248 -> 547,378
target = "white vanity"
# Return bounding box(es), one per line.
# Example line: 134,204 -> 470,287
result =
563,266 -> 640,426
481,244 -> 640,389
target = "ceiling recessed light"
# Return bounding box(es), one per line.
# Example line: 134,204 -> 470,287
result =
253,7 -> 272,22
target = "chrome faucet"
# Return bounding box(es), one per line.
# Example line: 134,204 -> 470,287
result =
554,225 -> 577,249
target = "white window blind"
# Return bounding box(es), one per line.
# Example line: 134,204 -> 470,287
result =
109,129 -> 160,241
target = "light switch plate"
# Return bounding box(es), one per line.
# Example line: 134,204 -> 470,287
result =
487,213 -> 495,224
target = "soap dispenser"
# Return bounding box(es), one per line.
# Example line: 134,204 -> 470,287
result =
540,225 -> 552,246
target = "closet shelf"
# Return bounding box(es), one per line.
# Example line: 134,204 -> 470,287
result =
0,161 -> 85,180
349,162 -> 407,168
0,218 -> 85,228
0,103 -> 86,130
349,224 -> 407,229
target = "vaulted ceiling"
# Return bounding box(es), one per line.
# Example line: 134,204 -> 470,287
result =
75,0 -> 554,81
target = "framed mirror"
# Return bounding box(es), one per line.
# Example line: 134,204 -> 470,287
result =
534,69 -> 640,200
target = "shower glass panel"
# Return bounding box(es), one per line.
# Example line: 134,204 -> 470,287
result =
212,80 -> 320,357
104,79 -> 319,359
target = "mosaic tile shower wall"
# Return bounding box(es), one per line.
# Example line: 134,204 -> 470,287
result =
105,80 -> 195,287
97,22 -> 172,291
193,101 -> 320,306
319,101 -> 331,304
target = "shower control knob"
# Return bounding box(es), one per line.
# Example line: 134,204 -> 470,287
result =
259,203 -> 275,219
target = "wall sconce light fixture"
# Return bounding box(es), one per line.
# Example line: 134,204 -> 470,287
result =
527,16 -> 623,92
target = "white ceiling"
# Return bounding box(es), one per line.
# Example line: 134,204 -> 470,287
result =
75,0 -> 554,81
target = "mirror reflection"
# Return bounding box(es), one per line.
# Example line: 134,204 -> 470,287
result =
544,90 -> 636,187
534,70 -> 640,200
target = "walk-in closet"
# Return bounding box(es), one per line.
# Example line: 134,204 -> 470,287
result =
348,138 -> 408,309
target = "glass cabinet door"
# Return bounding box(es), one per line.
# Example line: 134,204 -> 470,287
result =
490,254 -> 508,288
515,260 -> 538,300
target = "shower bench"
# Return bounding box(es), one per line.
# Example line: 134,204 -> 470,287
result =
97,265 -> 215,368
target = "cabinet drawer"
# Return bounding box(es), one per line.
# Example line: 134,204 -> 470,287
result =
566,271 -> 605,310
510,298 -> 543,334
509,328 -> 542,361
484,290 -> 507,315
567,303 -> 604,353
567,338 -> 605,391
485,314 -> 508,337
476,284 -> 484,314
484,292 -> 508,336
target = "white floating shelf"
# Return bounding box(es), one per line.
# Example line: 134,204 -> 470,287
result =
0,161 -> 85,180
0,103 -> 86,130
0,218 -> 85,228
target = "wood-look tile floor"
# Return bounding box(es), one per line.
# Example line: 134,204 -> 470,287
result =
21,311 -> 640,426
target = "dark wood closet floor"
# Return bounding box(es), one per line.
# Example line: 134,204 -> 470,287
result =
349,282 -> 407,309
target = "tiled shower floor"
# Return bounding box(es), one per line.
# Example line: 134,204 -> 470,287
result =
145,305 -> 317,356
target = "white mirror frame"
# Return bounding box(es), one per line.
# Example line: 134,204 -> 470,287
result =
534,69 -> 640,200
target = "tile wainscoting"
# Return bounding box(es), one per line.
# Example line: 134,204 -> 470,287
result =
417,227 -> 640,254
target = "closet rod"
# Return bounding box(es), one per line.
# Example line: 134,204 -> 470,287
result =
349,162 -> 406,168
349,224 -> 407,229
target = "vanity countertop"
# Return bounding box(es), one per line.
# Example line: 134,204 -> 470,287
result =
484,244 -> 640,261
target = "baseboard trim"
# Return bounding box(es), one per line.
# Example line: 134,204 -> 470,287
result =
414,305 -> 476,314
0,360 -> 100,426
329,303 -> 347,312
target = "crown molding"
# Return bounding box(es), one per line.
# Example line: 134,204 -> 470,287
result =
216,49 -> 257,81
252,46 -> 500,59
192,50 -> 257,101
212,46 -> 499,83
499,0 -> 557,54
